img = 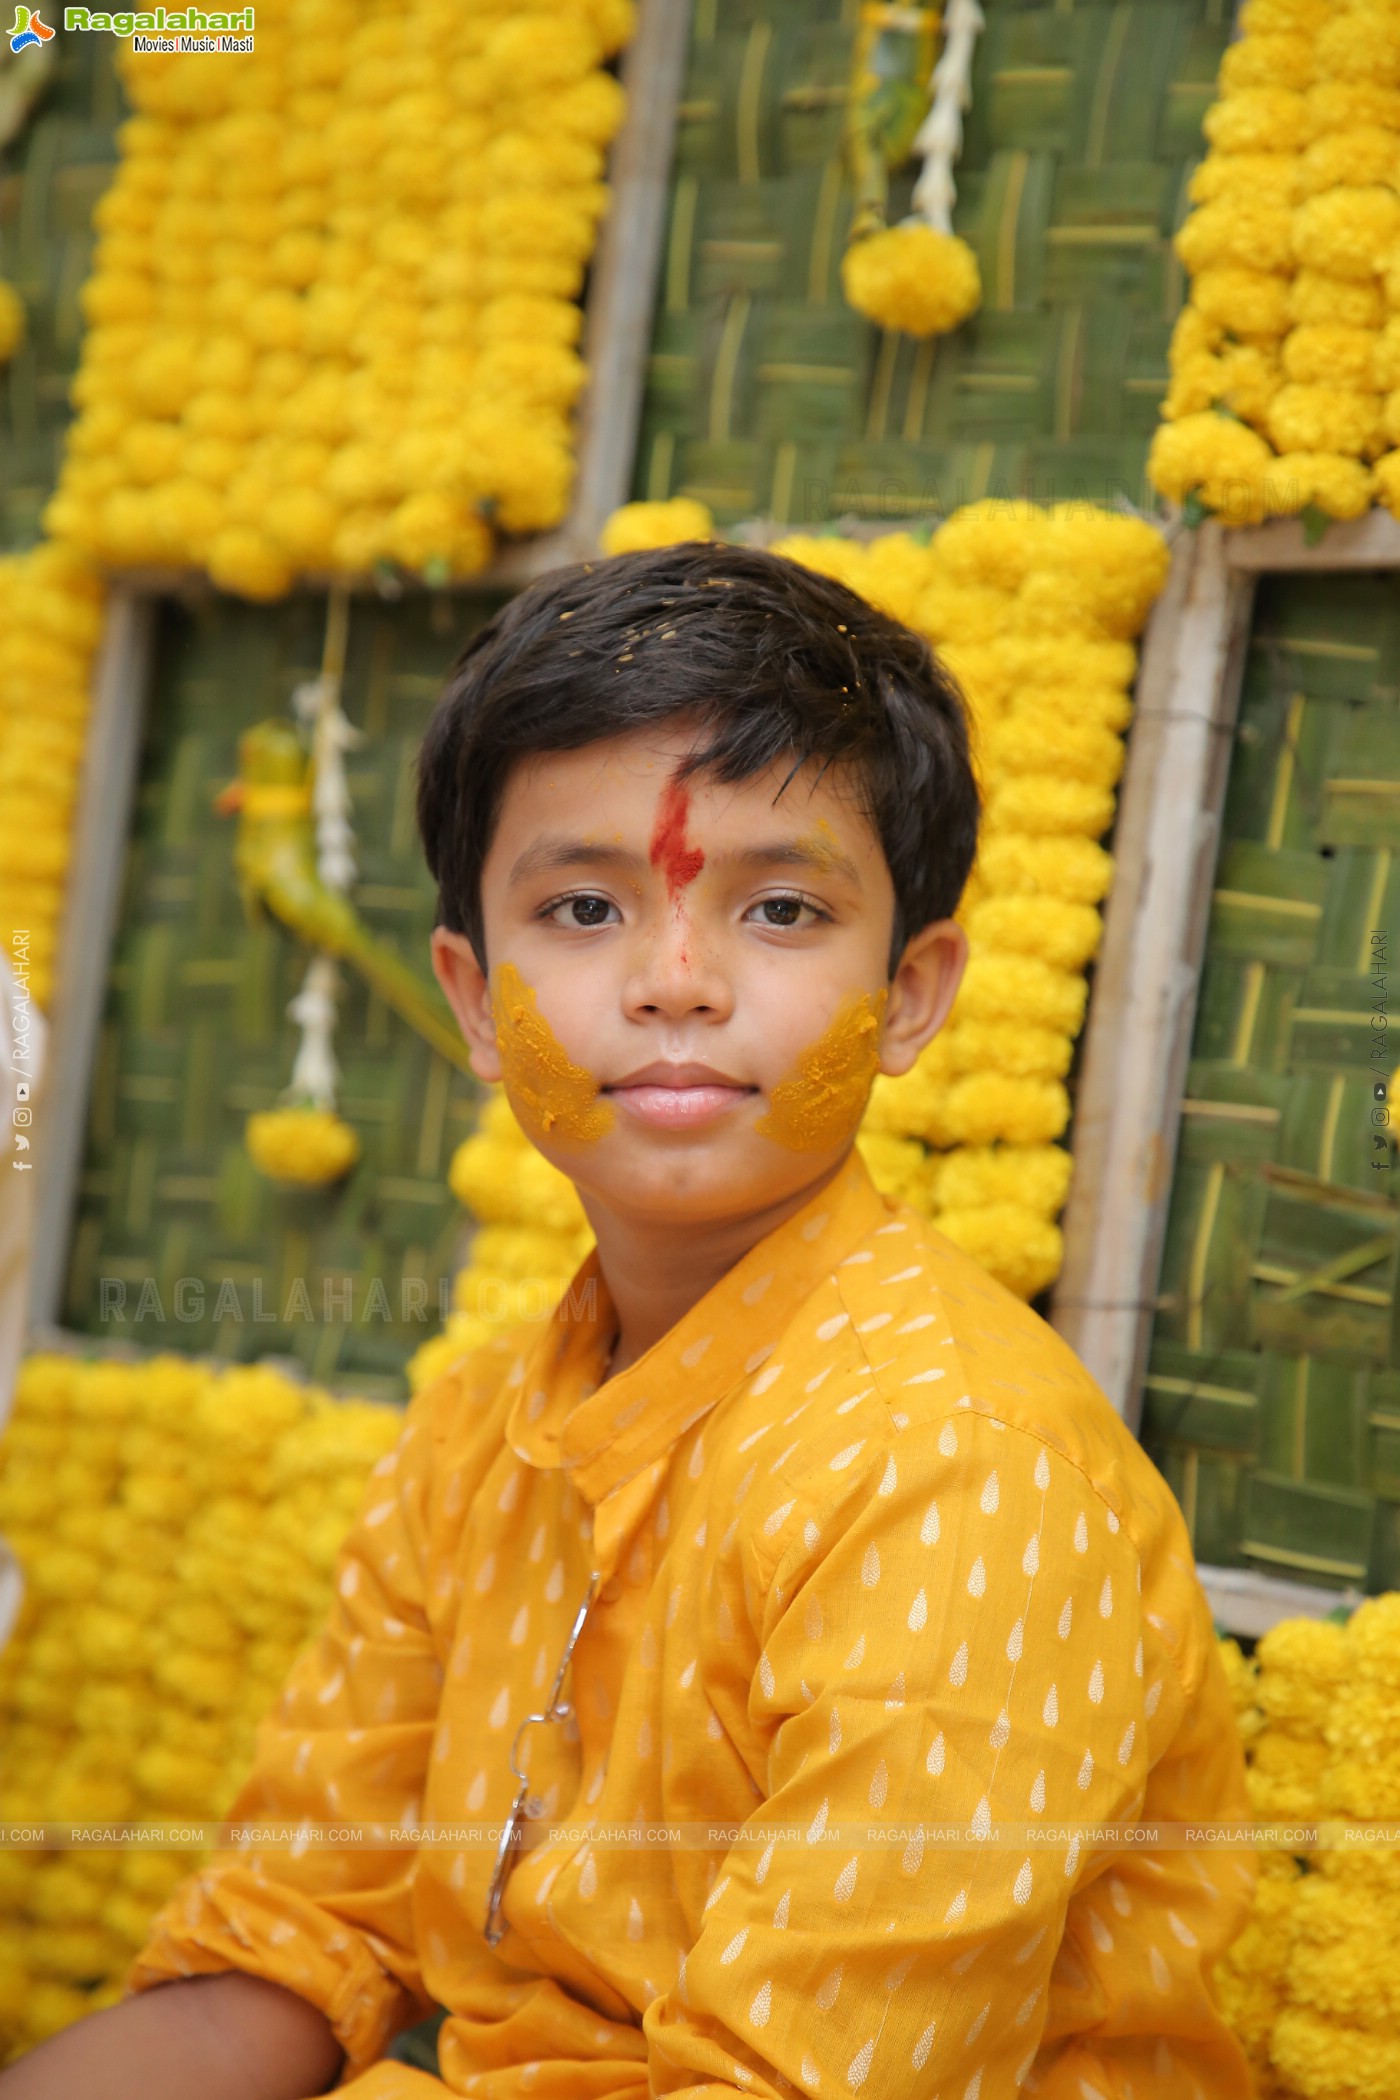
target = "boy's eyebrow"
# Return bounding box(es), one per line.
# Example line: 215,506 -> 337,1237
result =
507,835 -> 863,889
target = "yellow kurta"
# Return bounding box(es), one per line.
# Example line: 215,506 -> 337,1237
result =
129,1148 -> 1257,2099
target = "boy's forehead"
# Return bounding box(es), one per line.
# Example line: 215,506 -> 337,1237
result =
500,725 -> 866,830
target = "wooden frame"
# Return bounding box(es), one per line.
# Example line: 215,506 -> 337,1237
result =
22,0 -> 692,1338
1049,512 -> 1400,1638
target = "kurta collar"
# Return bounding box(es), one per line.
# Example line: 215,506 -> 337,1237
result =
503,1146 -> 893,1508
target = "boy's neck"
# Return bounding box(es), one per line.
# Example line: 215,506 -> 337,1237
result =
584,1151 -> 853,1378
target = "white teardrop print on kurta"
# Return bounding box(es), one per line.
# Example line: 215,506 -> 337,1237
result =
815,1964 -> 843,2011
847,2037 -> 875,2089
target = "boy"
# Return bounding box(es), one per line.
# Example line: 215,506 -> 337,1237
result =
1,543 -> 1257,2099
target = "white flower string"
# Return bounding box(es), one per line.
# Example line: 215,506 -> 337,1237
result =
908,0 -> 984,236
284,587 -> 360,1112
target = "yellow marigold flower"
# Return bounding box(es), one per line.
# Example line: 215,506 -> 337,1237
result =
600,498 -> 715,555
1281,324 -> 1379,391
1315,10 -> 1400,85
206,527 -> 295,603
1191,265 -> 1291,339
1169,304 -> 1226,368
383,493 -> 494,578
0,279 -> 26,363
1288,269 -> 1384,331
936,1143 -> 1074,1219
854,1129 -> 939,1216
577,0 -> 637,55
548,69 -> 629,147
974,830 -> 1114,905
840,224 -> 982,339
1303,78 -> 1400,139
918,577 -> 1018,645
954,953 -> 1087,1035
1272,451 -> 1374,518
1294,188 -> 1400,282
929,500 -> 1049,592
936,1203 -> 1063,1300
491,426 -> 576,536
244,1107 -> 361,1185
1267,382 -> 1383,460
1148,409 -> 1275,523
483,13 -> 604,90
984,773 -> 1116,839
1175,198 -> 1294,277
984,712 -> 1124,793
1164,344 -> 1279,427
448,1098 -> 589,1234
1271,2011 -> 1400,2099
1218,30 -> 1315,93
1238,0 -> 1327,29
965,894 -> 1108,974
1203,88 -> 1308,156
1297,126 -> 1400,198
769,533 -> 870,595
1186,154 -> 1301,217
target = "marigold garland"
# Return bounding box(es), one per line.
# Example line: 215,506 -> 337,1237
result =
1152,0 -> 1400,525
39,0 -> 634,596
1210,1596 -> 1400,2099
0,1353 -> 401,2059
0,547 -> 106,1014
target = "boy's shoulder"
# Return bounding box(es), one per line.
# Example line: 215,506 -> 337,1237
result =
722,1197 -> 1210,1679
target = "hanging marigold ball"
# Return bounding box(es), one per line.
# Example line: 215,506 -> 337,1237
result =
841,223 -> 982,338
244,1108 -> 361,1186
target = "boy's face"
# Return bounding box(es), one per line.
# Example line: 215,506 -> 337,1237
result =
431,715 -> 967,1232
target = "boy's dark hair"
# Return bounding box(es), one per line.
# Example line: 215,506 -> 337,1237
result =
416,540 -> 979,980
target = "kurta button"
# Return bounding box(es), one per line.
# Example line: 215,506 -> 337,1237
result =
600,1575 -> 623,1606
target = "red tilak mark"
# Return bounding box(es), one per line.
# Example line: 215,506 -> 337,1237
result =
648,778 -> 705,905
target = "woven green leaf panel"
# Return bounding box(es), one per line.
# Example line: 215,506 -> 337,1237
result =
636,0 -> 1233,525
1143,573 -> 1400,1594
0,30 -> 119,550
61,589 -> 497,1400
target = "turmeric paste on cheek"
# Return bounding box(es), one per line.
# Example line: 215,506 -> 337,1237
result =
490,960 -> 615,1144
755,987 -> 889,1151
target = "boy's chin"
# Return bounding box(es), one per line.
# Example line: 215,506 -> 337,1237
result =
557,1132 -> 849,1227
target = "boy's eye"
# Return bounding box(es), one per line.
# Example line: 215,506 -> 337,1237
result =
541,892 -> 619,928
748,892 -> 827,928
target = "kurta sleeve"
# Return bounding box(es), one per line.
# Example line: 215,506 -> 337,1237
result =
126,1381 -> 449,2076
645,1410 -> 1152,2098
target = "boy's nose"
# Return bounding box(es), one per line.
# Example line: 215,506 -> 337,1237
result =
626,918 -> 734,1017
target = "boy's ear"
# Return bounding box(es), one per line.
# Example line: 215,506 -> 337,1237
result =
430,927 -> 503,1084
878,919 -> 969,1080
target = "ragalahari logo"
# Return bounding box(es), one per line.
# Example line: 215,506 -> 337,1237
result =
9,5 -> 55,48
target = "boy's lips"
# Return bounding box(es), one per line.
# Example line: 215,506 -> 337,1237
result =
603,1061 -> 757,1130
